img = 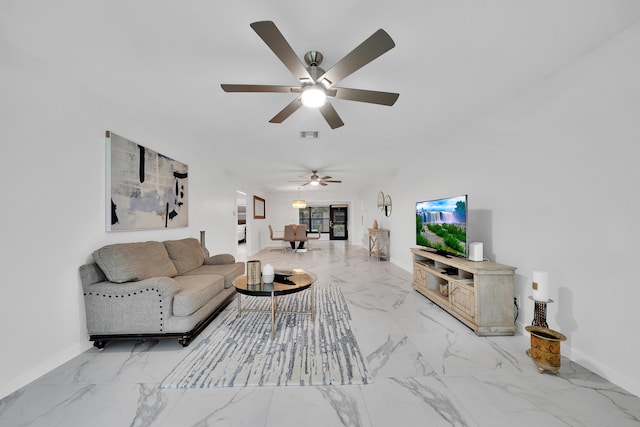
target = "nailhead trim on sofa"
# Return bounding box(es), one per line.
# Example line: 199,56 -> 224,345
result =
84,288 -> 165,331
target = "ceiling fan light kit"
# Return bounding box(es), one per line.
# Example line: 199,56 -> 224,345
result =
221,21 -> 399,129
300,85 -> 327,108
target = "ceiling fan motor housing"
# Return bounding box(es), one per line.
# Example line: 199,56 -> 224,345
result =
304,51 -> 323,67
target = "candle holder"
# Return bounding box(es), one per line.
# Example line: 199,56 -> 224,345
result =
528,296 -> 553,328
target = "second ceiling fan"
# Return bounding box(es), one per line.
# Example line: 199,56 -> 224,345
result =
292,170 -> 342,187
221,21 -> 399,129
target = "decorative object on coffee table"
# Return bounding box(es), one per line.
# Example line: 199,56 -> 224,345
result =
262,263 -> 274,283
246,260 -> 261,285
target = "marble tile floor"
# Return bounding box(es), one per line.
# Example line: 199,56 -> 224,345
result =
1,241 -> 639,426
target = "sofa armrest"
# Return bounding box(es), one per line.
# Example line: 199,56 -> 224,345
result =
82,277 -> 180,335
203,253 -> 236,265
83,276 -> 179,297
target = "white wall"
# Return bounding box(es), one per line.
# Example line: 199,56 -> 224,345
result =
0,40 -> 243,399
361,22 -> 640,396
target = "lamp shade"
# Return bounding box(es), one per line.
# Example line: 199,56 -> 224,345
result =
292,199 -> 307,208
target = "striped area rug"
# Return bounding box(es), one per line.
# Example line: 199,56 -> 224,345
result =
160,283 -> 371,388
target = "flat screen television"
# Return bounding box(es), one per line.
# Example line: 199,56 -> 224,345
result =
416,194 -> 467,257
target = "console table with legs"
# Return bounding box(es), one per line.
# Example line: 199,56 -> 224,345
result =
368,228 -> 389,261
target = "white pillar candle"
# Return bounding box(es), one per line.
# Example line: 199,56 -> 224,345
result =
532,270 -> 549,302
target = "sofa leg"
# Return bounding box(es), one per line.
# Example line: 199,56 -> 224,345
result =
93,340 -> 106,349
178,336 -> 192,347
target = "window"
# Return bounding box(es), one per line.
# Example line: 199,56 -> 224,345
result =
298,206 -> 329,233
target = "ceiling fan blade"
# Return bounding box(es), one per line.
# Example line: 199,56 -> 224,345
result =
318,102 -> 344,129
317,29 -> 395,88
250,21 -> 313,82
269,98 -> 303,123
221,84 -> 299,93
323,180 -> 342,183
320,176 -> 332,180
320,182 -> 328,186
333,87 -> 399,106
301,182 -> 310,186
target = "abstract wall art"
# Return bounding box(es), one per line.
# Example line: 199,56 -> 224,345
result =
106,131 -> 188,231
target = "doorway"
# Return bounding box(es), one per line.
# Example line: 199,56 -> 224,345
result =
236,191 -> 247,261
329,204 -> 348,240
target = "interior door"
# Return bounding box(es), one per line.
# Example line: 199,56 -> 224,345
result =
329,205 -> 348,240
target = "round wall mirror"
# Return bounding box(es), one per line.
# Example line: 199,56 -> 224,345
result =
384,194 -> 392,217
377,191 -> 385,212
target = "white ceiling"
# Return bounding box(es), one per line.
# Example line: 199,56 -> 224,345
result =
5,1 -> 640,194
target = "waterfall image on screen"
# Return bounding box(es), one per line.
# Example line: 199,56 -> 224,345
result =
416,195 -> 467,256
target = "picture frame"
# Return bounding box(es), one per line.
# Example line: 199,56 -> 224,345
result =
253,195 -> 265,219
106,131 -> 188,231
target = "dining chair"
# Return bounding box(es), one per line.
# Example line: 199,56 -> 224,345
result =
268,225 -> 286,251
308,224 -> 322,240
305,224 -> 321,250
284,224 -> 296,251
295,224 -> 308,252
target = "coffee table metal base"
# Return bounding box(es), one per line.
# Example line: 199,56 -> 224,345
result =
236,284 -> 314,340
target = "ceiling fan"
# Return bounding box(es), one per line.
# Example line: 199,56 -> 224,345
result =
221,21 -> 399,129
291,170 -> 342,187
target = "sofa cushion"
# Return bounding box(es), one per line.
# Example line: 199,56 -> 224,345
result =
172,275 -> 225,317
92,241 -> 178,283
204,253 -> 236,265
163,238 -> 205,275
184,262 -> 245,288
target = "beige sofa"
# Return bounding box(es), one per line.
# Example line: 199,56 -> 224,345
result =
79,238 -> 245,348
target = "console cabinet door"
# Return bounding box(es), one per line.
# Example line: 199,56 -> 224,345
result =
450,282 -> 475,320
413,263 -> 428,292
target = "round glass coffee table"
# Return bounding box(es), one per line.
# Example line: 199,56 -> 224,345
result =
232,269 -> 316,340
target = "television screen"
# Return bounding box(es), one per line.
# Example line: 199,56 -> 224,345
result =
416,195 -> 467,257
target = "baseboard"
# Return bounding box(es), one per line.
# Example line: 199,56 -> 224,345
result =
515,322 -> 639,397
568,347 -> 640,398
0,341 -> 92,400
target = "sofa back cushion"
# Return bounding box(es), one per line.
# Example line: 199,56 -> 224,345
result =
92,241 -> 178,283
163,238 -> 205,275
